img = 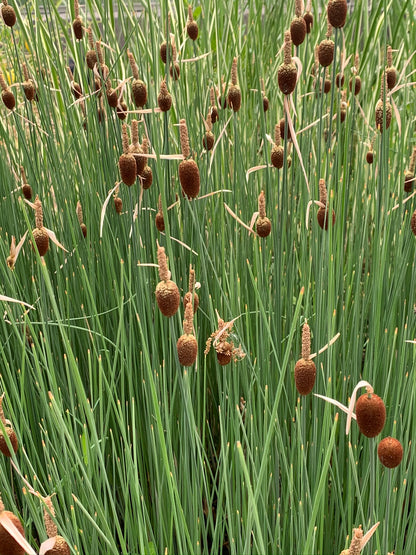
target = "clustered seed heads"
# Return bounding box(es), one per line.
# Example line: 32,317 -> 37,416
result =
355,386 -> 386,438
177,301 -> 198,366
0,394 -> 18,457
256,190 -> 271,237
404,146 -> 416,193
228,57 -> 241,112
375,74 -> 392,132
318,23 -> 334,67
155,244 -> 180,317
317,178 -> 335,229
0,68 -> 15,110
158,79 -> 172,112
290,0 -> 306,46
119,124 -> 137,187
327,0 -> 347,28
204,315 -> 245,366
179,119 -> 200,198
278,31 -> 298,95
294,320 -> 316,395
1,0 -> 16,27
377,436 -> 403,468
0,494 -> 25,555
186,5 -> 198,41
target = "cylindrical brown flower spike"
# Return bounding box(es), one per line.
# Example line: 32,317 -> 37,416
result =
228,57 -> 241,112
377,437 -> 403,468
327,0 -> 347,28
155,194 -> 165,232
86,27 -> 98,70
317,178 -> 335,229
256,191 -> 271,237
385,45 -> 397,90
186,5 -> 198,40
1,0 -> 16,27
183,265 -> 199,312
128,49 -> 147,108
177,302 -> 198,366
158,79 -> 172,112
375,74 -> 392,132
0,394 -> 18,457
404,146 -> 416,193
0,69 -> 15,110
355,386 -> 386,438
179,119 -> 200,198
22,62 -> 36,101
290,0 -> 306,46
0,494 -> 25,555
32,196 -> 49,256
72,0 -> 83,40
318,23 -> 335,67
20,166 -> 32,200
271,124 -> 284,169
278,31 -> 297,95
155,244 -> 180,317
119,124 -> 137,187
294,321 -> 316,395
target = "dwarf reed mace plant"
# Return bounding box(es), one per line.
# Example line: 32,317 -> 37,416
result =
0,0 -> 415,553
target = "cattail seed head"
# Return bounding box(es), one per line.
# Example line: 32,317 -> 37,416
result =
1,2 -> 16,27
211,105 -> 219,122
323,77 -> 331,94
303,11 -> 313,33
0,426 -> 18,457
177,333 -> 198,366
290,16 -> 307,46
119,153 -> 137,186
155,211 -> 165,232
318,39 -> 334,67
155,279 -> 180,317
410,209 -> 416,236
385,45 -> 397,90
327,0 -> 347,28
131,79 -> 147,108
256,217 -> 271,237
278,31 -> 297,95
179,159 -> 200,198
349,75 -> 361,95
263,94 -> 269,112
170,61 -> 180,80
294,358 -> 316,395
1,89 -> 15,110
114,196 -> 123,214
116,101 -> 128,120
317,206 -> 335,229
228,84 -> 241,112
179,119 -> 190,158
404,171 -> 414,193
257,189 -> 267,218
44,535 -> 71,555
375,98 -> 392,132
140,165 -> 153,190
32,227 -> 49,256
183,267 -> 199,312
377,437 -> 403,468
216,342 -> 233,365
366,150 -> 374,164
271,144 -> 284,169
203,131 -> 214,151
158,79 -> 172,111
22,183 -> 33,199
279,117 -> 292,141
186,6 -> 198,40
335,73 -> 344,88
355,391 -> 386,437
105,84 -> 118,108
160,40 -> 173,64
72,16 -> 83,40
0,510 -> 25,555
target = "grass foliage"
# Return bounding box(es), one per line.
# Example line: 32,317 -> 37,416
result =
0,0 -> 416,553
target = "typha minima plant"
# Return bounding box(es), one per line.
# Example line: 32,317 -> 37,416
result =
21,63 -> 36,102
155,243 -> 180,317
366,134 -> 376,164
294,320 -> 316,395
375,73 -> 392,132
255,190 -> 271,237
129,120 -> 147,176
355,386 -> 386,438
186,5 -> 198,41
94,40 -> 109,89
209,86 -> 219,123
169,38 -> 180,80
76,201 -> 87,238
66,66 -> 82,100
316,178 -> 335,229
119,124 -> 137,187
160,15 -> 172,64
20,166 -> 32,200
128,49 -> 147,108
204,313 -> 245,366
349,53 -> 361,95
271,123 -> 284,168
202,112 -> 214,151
155,194 -> 165,232
158,79 -> 172,112
385,45 -> 397,90
138,137 -> 152,189
303,0 -> 313,33
404,146 -> 416,193
260,78 -> 269,112
24,195 -> 68,258
113,187 -> 123,214
290,0 -> 306,47
318,22 -> 335,67
327,0 -> 347,28
228,57 -> 241,111
39,496 -> 70,555
178,119 -> 200,198
339,89 -> 347,122
183,265 -> 199,312
339,523 -> 380,555
0,69 -> 15,110
278,31 -> 297,95
0,394 -> 18,457
177,301 -> 198,366
86,26 -> 98,70
377,437 -> 403,468
1,0 -> 16,27
72,0 -> 83,40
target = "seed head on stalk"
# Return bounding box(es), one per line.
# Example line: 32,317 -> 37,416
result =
177,301 -> 198,366
318,22 -> 334,67
72,0 -> 83,39
158,79 -> 172,112
278,31 -> 297,95
404,146 -> 416,193
0,492 -> 27,555
202,112 -> 214,151
22,195 -> 67,258
385,45 -> 397,90
0,394 -> 18,457
205,313 -> 245,366
271,123 -> 284,169
294,320 -> 316,395
183,265 -> 199,312
0,68 -> 15,110
40,495 -> 70,555
327,0 -> 347,29
21,63 -> 36,102
290,0 -> 306,46
228,57 -> 241,111
186,5 -> 198,41
255,190 -> 271,237
128,49 -> 147,108
1,0 -> 16,27
349,53 -> 361,95
86,26 -> 98,70
303,0 -> 313,33
178,119 -> 200,198
119,124 -> 137,187
155,244 -> 180,317
375,73 -> 392,132
316,178 -> 335,229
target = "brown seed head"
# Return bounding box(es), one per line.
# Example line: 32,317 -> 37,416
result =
86,49 -> 98,70
375,98 -> 392,132
1,89 -> 15,110
160,40 -> 173,64
335,72 -> 345,88
156,280 -> 180,317
0,426 -> 18,457
271,145 -> 284,169
211,105 -> 219,123
186,6 -> 198,40
140,165 -> 153,190
179,159 -> 200,198
43,496 -> 57,538
155,212 -> 165,232
404,171 -> 414,193
170,61 -> 180,80
327,0 -> 347,28
410,209 -> 416,236
278,31 -> 297,95
22,183 -> 32,200
132,79 -> 147,108
32,227 -> 49,256
216,342 -> 233,365
177,333 -> 198,366
290,16 -> 306,46
158,79 -> 172,111
280,117 -> 292,141
1,2 -> 16,27
317,206 -> 335,229
349,75 -> 361,95
318,39 -> 335,67
114,196 -> 123,214
256,217 -> 271,237
119,153 -> 137,186
263,95 -> 269,112
203,131 -> 214,151
348,526 -> 363,555
72,16 -> 83,40
303,11 -> 313,33
228,84 -> 241,111
294,358 -> 316,395
323,77 -> 331,94
355,392 -> 386,438
43,535 -> 71,555
0,510 -> 25,555
366,150 -> 374,164
179,119 -> 191,158
377,437 -> 403,468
